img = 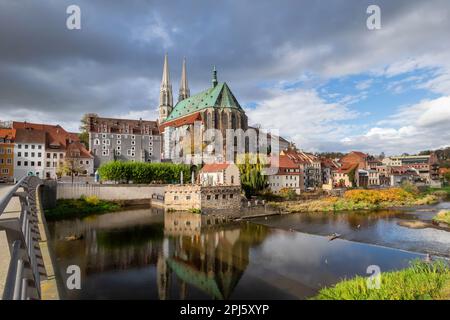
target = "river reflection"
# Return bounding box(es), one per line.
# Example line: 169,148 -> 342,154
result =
49,209 -> 425,300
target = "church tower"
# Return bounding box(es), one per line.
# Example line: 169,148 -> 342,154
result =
178,58 -> 190,102
159,53 -> 173,123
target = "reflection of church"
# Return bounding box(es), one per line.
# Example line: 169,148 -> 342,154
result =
156,213 -> 268,300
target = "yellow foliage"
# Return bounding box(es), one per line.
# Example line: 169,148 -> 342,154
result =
344,188 -> 415,205
85,195 -> 100,205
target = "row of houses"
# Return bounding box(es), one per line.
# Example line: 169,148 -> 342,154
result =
0,122 -> 93,182
267,149 -> 442,195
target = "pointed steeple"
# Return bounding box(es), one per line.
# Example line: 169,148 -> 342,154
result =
159,53 -> 173,123
212,65 -> 218,88
178,57 -> 190,102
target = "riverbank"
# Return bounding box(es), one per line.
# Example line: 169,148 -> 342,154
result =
433,210 -> 450,226
313,260 -> 450,300
269,188 -> 438,214
45,196 -> 123,221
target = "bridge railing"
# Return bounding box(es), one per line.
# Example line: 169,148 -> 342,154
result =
0,176 -> 45,300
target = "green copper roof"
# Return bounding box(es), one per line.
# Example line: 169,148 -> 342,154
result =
164,82 -> 243,123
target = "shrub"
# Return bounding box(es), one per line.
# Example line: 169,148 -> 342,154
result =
279,188 -> 297,200
98,161 -> 191,184
401,180 -> 420,196
85,195 -> 100,205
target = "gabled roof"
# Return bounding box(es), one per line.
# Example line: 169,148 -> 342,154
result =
164,82 -> 243,123
200,163 -> 231,173
14,128 -> 46,144
13,121 -> 79,150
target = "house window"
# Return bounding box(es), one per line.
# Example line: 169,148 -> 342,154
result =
207,195 -> 211,200
215,194 -> 219,200
24,161 -> 28,166
102,150 -> 109,157
31,161 -> 35,166
38,145 -> 42,149
174,196 -> 179,200
230,194 -> 233,199
6,159 -> 12,164
222,194 -> 226,199
186,196 -> 191,200
31,145 -> 35,149
31,152 -> 35,157
46,162 -> 50,167
38,161 -> 41,167
60,153 -> 63,159
25,152 -> 28,157
18,152 -> 22,157
25,145 -> 28,149
85,161 -> 89,165
117,140 -> 121,145
18,144 -> 22,149
17,161 -> 21,166
117,135 -> 121,139
94,139 -> 100,145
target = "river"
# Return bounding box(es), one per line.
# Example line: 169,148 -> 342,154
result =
48,202 -> 450,300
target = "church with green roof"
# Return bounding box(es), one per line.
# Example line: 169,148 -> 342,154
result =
158,54 -> 248,162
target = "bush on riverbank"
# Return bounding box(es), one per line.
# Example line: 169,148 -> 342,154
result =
269,188 -> 438,213
433,210 -> 450,225
313,261 -> 450,300
98,161 -> 191,184
45,196 -> 122,221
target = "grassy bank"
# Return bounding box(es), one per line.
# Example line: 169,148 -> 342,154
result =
313,261 -> 450,300
45,196 -> 122,221
269,188 -> 438,213
433,210 -> 450,226
424,186 -> 450,198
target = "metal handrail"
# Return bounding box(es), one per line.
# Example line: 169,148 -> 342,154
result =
1,176 -> 44,300
0,176 -> 28,216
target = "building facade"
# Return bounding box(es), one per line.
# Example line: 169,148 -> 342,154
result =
0,129 -> 15,182
198,163 -> 241,187
13,127 -> 46,180
268,154 -> 303,194
12,122 -> 93,179
87,115 -> 161,169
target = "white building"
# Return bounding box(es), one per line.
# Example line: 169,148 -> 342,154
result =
13,128 -> 46,180
198,163 -> 241,186
268,154 -> 303,195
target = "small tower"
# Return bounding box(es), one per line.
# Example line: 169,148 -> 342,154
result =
159,53 -> 173,123
178,58 -> 190,102
212,65 -> 218,88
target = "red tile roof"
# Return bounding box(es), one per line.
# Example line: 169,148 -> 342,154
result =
159,112 -> 203,131
0,128 -> 16,141
200,163 -> 230,172
13,121 -> 79,150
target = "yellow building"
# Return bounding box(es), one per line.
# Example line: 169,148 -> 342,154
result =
0,128 -> 16,182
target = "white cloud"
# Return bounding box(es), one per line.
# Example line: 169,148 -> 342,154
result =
341,96 -> 450,155
246,88 -> 358,151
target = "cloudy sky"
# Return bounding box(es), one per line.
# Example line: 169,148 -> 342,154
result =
1,0 -> 449,155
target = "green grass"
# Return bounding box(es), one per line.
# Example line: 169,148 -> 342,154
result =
433,210 -> 450,226
313,261 -> 450,300
269,194 -> 438,214
424,186 -> 450,198
45,197 -> 122,221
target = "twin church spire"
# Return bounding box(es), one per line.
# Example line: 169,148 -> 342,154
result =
159,53 -> 190,123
